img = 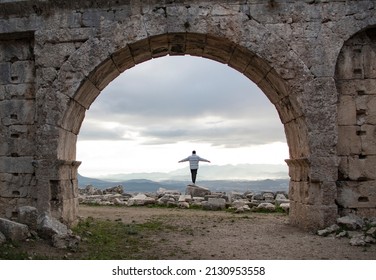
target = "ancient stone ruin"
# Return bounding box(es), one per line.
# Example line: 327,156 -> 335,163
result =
1,0 -> 376,231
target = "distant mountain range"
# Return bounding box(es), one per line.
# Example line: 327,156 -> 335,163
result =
78,163 -> 289,193
94,163 -> 288,182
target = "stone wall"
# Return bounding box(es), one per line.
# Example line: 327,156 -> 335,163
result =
0,0 -> 375,230
336,28 -> 376,217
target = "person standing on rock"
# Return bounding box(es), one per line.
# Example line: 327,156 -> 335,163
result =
178,150 -> 210,184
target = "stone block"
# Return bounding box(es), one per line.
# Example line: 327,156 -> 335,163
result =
17,205 -> 38,230
337,180 -> 376,209
0,156 -> 34,173
346,155 -> 376,180
0,100 -> 35,126
202,198 -> 226,211
73,78 -> 100,109
185,184 -> 210,197
337,95 -> 356,125
35,42 -> 76,68
337,126 -> 361,155
3,83 -> 35,99
88,57 -> 120,91
37,213 -> 69,239
0,218 -> 29,241
112,45 -> 136,72
0,62 -> 10,84
308,156 -> 339,182
149,34 -> 169,58
0,173 -> 36,198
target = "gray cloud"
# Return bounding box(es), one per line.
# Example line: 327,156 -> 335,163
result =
79,55 -> 286,146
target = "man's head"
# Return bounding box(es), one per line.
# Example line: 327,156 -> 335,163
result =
192,150 -> 196,154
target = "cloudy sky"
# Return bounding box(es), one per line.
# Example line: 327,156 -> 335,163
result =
77,55 -> 289,178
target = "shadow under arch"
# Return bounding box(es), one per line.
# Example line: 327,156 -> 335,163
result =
49,32 -> 314,228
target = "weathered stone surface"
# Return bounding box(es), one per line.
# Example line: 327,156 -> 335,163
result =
37,213 -> 70,239
257,203 -> 276,211
52,233 -> 81,250
0,218 -> 29,241
185,184 -> 211,197
337,215 -> 365,230
202,198 -> 226,211
128,194 -> 155,206
17,205 -> 38,230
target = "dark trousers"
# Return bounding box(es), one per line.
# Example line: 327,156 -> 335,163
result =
190,169 -> 198,184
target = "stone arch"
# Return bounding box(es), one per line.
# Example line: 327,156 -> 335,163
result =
42,29 -> 320,228
28,2 -> 343,230
335,26 -> 376,218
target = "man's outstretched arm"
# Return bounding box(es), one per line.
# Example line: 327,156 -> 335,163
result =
178,157 -> 189,163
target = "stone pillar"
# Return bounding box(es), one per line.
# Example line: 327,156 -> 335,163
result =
0,32 -> 38,220
286,157 -> 338,230
34,159 -> 80,225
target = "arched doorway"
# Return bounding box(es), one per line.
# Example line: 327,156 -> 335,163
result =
77,55 -> 289,181
38,32 -> 323,229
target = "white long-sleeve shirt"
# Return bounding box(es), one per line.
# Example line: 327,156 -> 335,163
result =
179,154 -> 210,169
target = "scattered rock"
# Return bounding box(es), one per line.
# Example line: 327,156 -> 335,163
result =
0,218 -> 30,241
128,194 -> 156,206
185,184 -> 211,197
279,203 -> 290,212
202,198 -> 226,211
52,234 -> 81,250
317,214 -> 376,249
337,214 -> 364,230
257,203 -> 276,211
317,224 -> 340,237
78,185 -> 289,213
37,213 -> 70,240
350,234 -> 367,246
17,206 -> 38,231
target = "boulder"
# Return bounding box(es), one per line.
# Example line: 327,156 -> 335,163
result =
84,185 -> 96,195
0,218 -> 30,241
103,185 -> 124,194
275,193 -> 289,205
185,184 -> 210,197
228,191 -> 245,202
17,206 -> 38,230
52,234 -> 81,250
37,213 -> 70,239
252,194 -> 264,200
178,202 -> 190,209
178,194 -> 192,202
279,203 -> 290,212
157,188 -> 181,196
257,203 -> 276,211
232,199 -> 250,209
202,198 -> 226,211
350,234 -> 367,246
128,194 -> 156,206
158,194 -> 177,205
337,214 -> 364,230
262,192 -> 275,201
317,224 -> 340,236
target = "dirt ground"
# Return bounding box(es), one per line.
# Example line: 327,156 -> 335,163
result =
76,205 -> 376,260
